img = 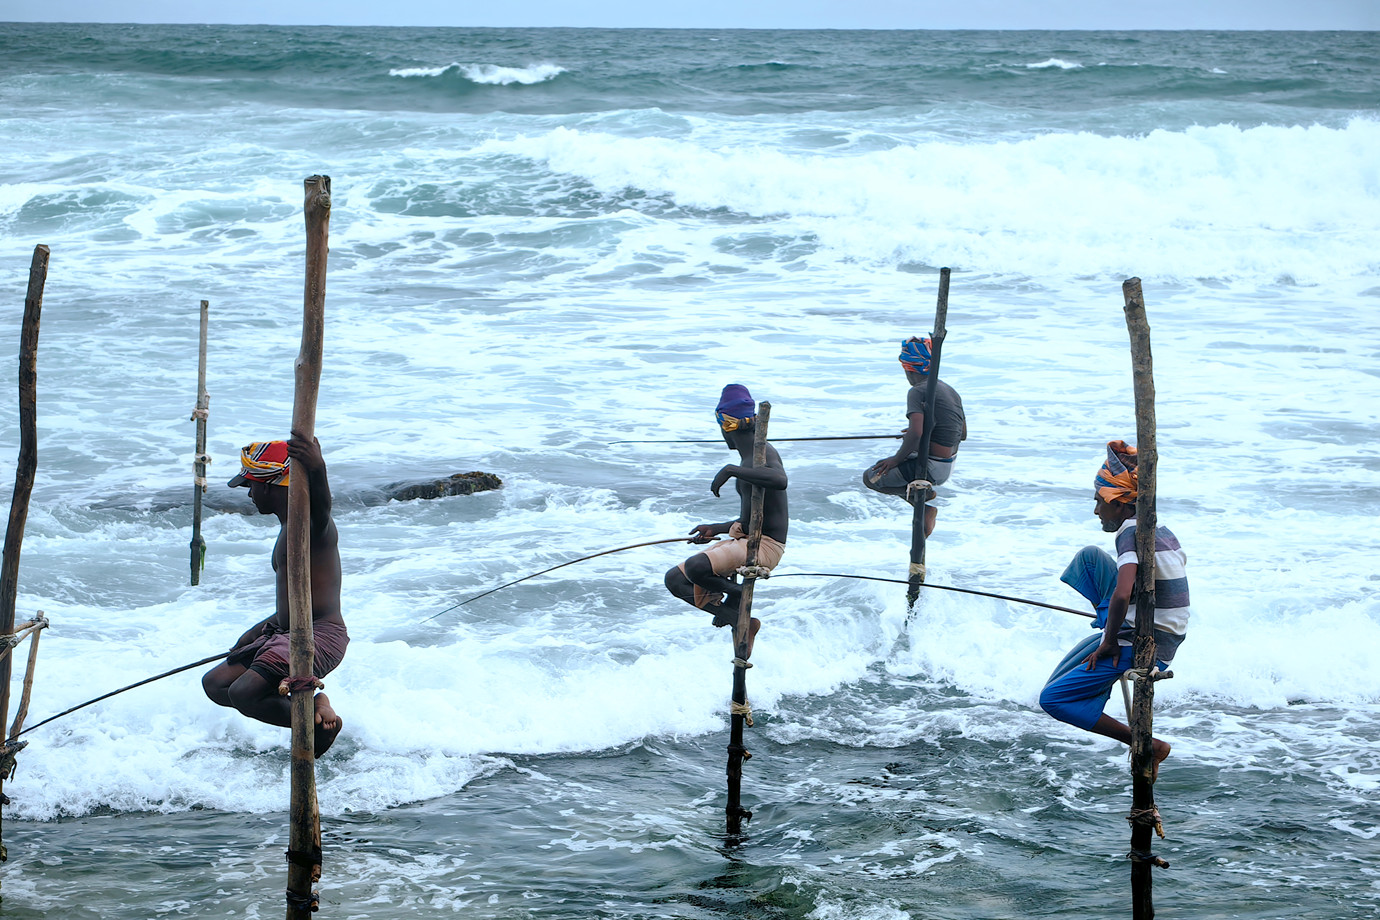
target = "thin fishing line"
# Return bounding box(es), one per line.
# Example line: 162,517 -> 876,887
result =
424,535 -> 700,622
611,434 -> 902,445
767,572 -> 1092,618
19,651 -> 230,737
18,564 -> 1085,735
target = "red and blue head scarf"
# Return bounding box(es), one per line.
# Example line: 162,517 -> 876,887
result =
228,440 -> 290,488
715,384 -> 755,432
1094,440 -> 1138,505
899,336 -> 933,375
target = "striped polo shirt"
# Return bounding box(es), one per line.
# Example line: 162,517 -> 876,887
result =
1114,518 -> 1191,647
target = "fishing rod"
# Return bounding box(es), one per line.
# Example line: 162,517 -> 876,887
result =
18,568 -> 1086,734
19,650 -> 230,737
23,538 -> 704,730
611,434 -> 903,445
767,572 -> 1092,618
424,535 -> 705,622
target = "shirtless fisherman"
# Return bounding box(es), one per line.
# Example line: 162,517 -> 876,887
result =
1038,440 -> 1190,777
664,385 -> 788,657
864,335 -> 966,537
202,434 -> 348,757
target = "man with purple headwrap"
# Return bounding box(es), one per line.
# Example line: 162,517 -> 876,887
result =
865,335 -> 967,537
664,384 -> 788,658
1038,440 -> 1190,778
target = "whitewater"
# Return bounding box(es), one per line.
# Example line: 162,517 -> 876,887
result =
0,23 -> 1377,920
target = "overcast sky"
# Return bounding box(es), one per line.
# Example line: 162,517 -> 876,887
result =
2,0 -> 1377,29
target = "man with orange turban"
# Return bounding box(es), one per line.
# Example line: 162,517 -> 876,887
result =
202,432 -> 348,757
1038,441 -> 1191,777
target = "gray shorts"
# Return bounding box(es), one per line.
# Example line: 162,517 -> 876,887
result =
863,452 -> 956,502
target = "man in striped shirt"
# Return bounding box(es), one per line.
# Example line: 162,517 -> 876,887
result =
1039,441 -> 1189,776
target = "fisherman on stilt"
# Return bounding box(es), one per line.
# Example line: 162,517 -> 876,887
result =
864,336 -> 966,537
202,435 -> 348,756
1039,440 -> 1190,777
665,385 -> 788,658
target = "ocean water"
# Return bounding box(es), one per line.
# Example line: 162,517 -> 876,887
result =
0,23 -> 1378,919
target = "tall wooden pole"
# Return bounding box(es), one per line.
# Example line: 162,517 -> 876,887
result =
1122,278 -> 1161,919
0,244 -> 47,868
286,176 -> 330,920
907,268 -> 950,608
726,401 -> 770,836
190,299 -> 210,586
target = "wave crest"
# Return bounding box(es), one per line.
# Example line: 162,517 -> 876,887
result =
481,117 -> 1380,283
389,62 -> 567,85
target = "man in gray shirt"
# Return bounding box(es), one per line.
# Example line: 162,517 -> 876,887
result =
864,336 -> 966,537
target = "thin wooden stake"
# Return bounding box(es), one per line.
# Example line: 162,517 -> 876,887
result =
7,614 -> 47,741
726,401 -> 770,836
190,300 -> 210,586
1123,277 -> 1160,919
286,176 -> 330,920
0,245 -> 47,866
907,268 -> 950,607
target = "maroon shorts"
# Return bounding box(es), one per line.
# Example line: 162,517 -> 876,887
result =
229,619 -> 349,683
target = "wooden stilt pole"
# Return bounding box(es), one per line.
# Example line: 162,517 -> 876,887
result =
0,245 -> 47,869
906,268 -> 950,608
726,401 -> 770,836
190,300 -> 210,586
286,176 -> 330,920
1122,277 -> 1163,919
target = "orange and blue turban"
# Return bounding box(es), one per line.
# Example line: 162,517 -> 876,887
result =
227,440 -> 290,488
715,384 -> 755,432
899,336 -> 933,375
1094,440 -> 1138,504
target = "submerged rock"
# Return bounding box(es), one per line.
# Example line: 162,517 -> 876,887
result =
94,471 -> 503,515
381,471 -> 503,502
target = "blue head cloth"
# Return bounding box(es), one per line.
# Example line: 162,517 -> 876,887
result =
899,336 -> 933,375
715,384 -> 755,428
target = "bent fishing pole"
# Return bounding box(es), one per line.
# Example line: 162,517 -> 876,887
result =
766,572 -> 1092,618
19,650 -> 230,737
424,535 -> 707,622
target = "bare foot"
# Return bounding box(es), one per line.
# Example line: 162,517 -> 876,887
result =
744,617 -> 761,659
708,602 -> 738,629
313,693 -> 343,757
1151,738 -> 1171,782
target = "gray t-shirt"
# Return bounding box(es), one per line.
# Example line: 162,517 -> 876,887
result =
905,380 -> 966,449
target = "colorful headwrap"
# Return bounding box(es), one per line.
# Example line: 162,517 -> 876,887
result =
899,336 -> 933,375
227,440 -> 290,488
715,384 -> 755,432
1094,440 -> 1138,505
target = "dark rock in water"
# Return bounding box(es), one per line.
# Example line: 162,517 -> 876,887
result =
91,471 -> 503,515
382,471 -> 503,502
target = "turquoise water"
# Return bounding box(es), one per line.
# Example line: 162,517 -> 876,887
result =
0,23 -> 1378,919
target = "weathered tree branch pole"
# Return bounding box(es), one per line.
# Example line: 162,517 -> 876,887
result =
285,176 -> 330,920
726,401 -> 770,835
190,299 -> 210,586
907,268 -> 950,608
1122,277 -> 1161,919
0,245 -> 48,868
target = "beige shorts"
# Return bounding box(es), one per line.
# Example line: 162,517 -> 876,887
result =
679,521 -> 786,609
